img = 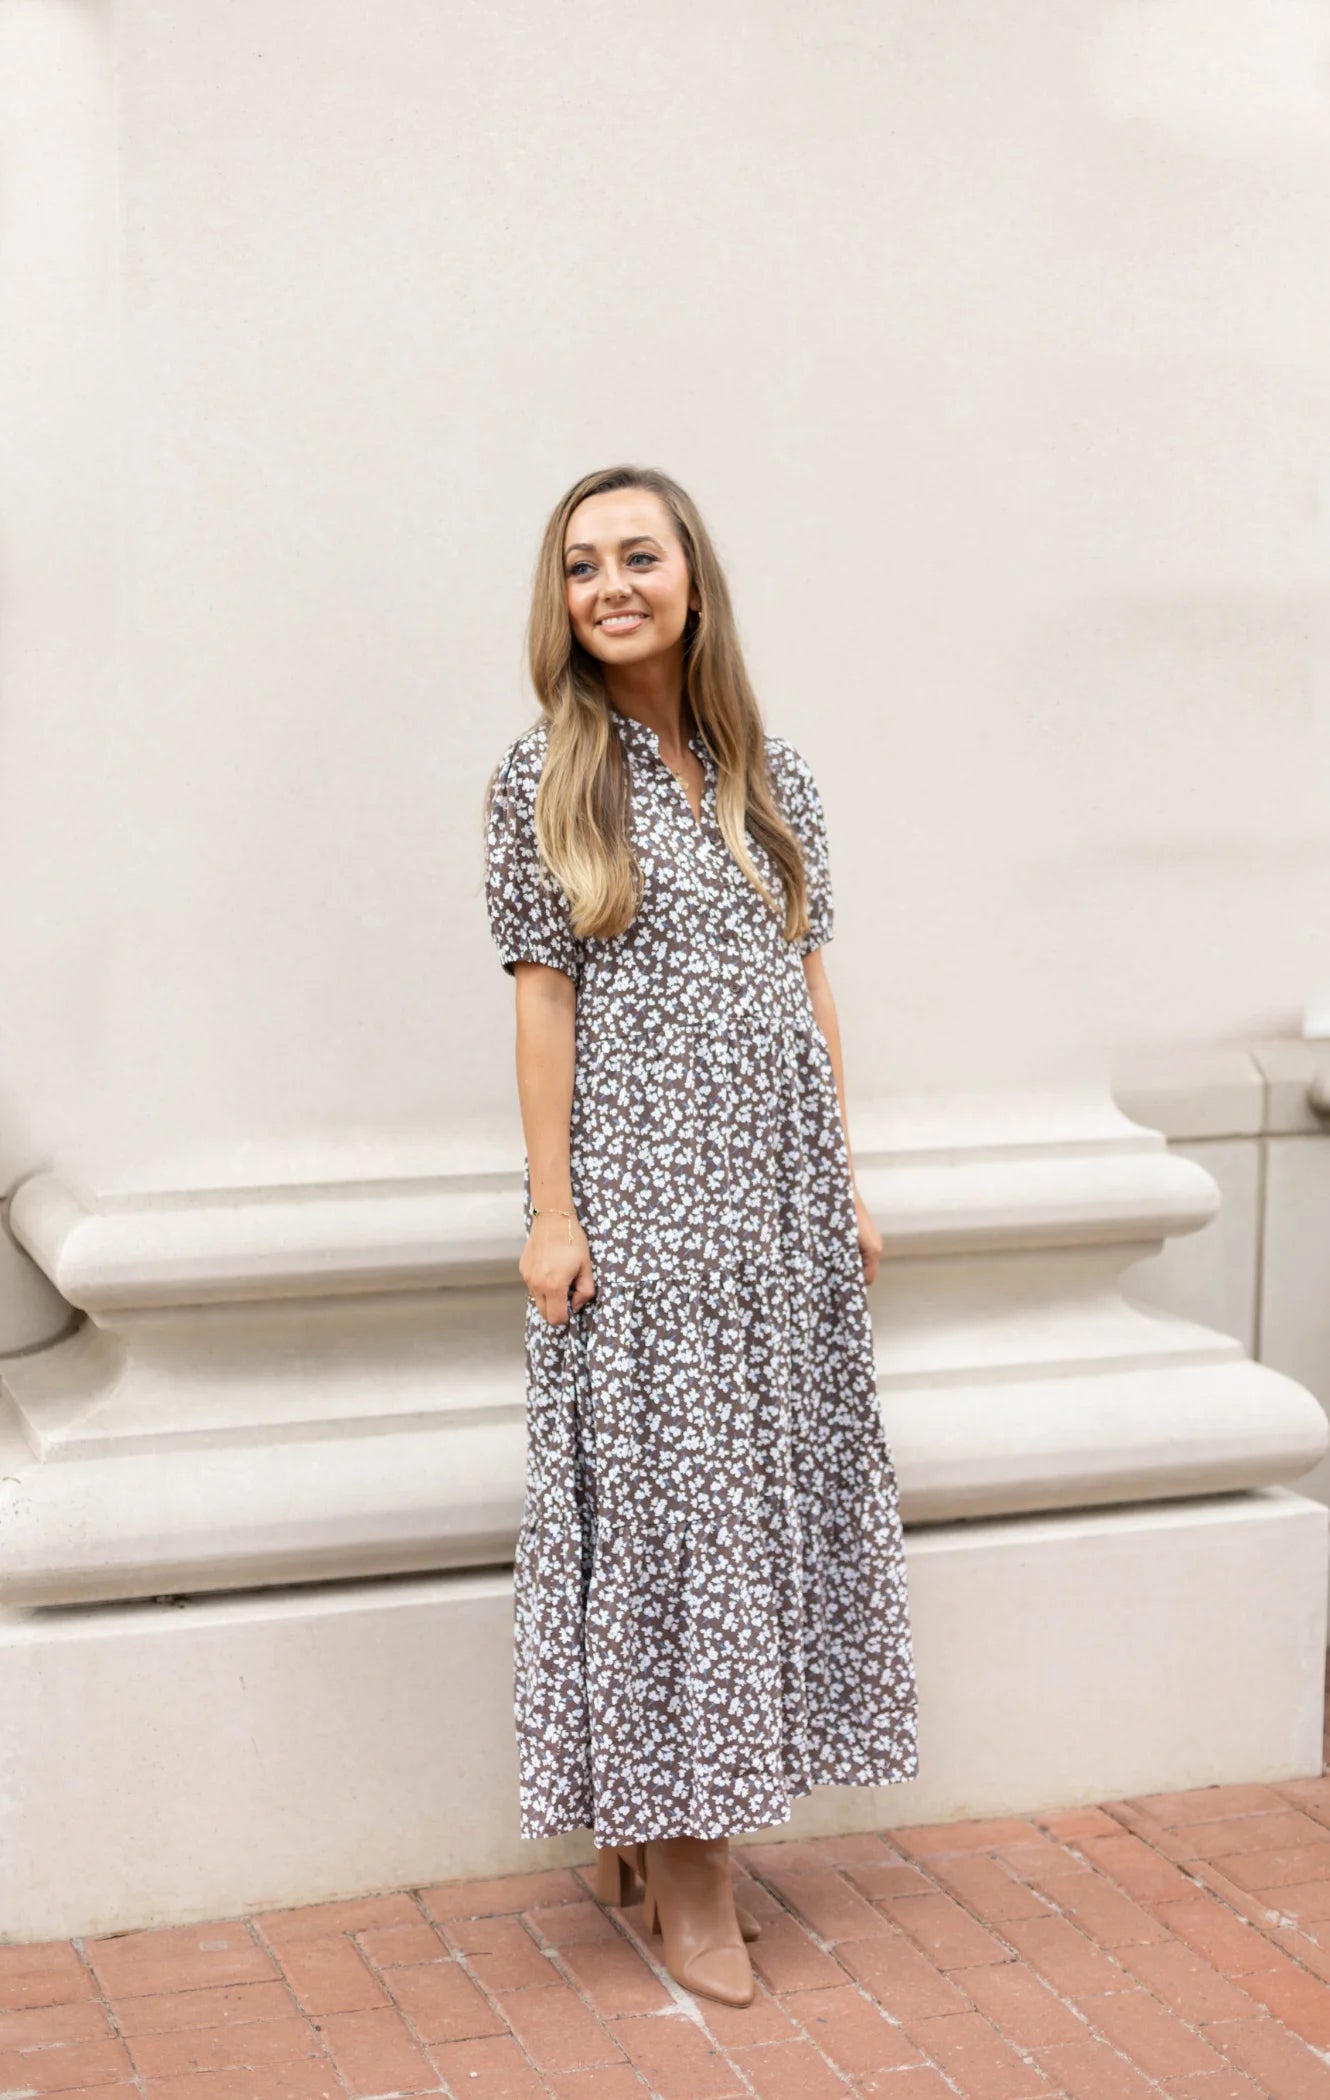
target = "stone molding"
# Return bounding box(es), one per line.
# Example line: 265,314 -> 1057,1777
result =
1113,1038 -> 1330,1141
1,1090 -> 1325,1605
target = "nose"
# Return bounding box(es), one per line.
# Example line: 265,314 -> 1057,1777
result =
598,557 -> 638,601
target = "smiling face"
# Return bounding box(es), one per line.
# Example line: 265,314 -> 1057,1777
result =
563,487 -> 700,669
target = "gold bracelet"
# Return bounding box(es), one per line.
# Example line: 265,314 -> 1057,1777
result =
531,1205 -> 576,1243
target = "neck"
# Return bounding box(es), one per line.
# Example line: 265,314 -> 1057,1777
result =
602,640 -> 687,741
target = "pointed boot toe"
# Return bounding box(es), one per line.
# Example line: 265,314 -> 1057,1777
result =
676,1940 -> 755,2008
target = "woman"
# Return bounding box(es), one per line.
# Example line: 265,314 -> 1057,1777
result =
483,464 -> 919,2008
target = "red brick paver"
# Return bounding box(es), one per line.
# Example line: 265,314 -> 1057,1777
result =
9,1662 -> 1330,2096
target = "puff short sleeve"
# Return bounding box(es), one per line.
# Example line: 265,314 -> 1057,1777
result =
484,733 -> 579,981
767,736 -> 835,956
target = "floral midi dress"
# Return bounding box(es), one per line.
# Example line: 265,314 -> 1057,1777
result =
484,705 -> 919,1847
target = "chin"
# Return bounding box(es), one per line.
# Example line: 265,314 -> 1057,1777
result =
589,635 -> 651,660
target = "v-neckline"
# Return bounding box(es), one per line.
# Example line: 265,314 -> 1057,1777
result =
609,708 -> 712,834
666,761 -> 706,832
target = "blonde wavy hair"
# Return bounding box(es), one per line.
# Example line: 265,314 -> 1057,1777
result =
485,463 -> 812,947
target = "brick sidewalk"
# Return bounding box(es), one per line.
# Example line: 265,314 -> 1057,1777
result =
6,1682 -> 1330,2098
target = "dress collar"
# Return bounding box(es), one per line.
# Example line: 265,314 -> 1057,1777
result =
608,707 -> 715,773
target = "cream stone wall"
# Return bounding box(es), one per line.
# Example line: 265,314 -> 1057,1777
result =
2,0 -> 1327,1202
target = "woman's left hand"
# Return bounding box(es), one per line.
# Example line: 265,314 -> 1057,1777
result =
853,1184 -> 883,1287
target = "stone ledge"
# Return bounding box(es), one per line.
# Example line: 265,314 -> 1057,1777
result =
2,1091 -> 1323,1605
1112,1037 -> 1330,1141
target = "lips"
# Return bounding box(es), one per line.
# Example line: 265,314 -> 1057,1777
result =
598,613 -> 649,632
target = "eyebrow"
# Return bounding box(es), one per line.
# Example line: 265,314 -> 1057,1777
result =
564,535 -> 665,558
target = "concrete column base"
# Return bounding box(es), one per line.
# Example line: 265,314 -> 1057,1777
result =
4,1484 -> 1324,1943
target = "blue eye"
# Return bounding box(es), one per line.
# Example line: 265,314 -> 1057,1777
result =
565,551 -> 659,579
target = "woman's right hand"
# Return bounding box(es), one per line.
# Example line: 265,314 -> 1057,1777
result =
522,1212 -> 596,1325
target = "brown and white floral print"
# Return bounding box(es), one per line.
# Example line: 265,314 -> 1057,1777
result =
485,707 -> 919,1845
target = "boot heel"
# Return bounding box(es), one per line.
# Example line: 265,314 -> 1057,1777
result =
592,1844 -> 636,1905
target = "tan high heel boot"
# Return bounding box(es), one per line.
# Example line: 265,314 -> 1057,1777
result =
592,1840 -> 761,1941
639,1835 -> 754,2007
